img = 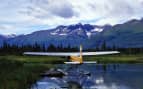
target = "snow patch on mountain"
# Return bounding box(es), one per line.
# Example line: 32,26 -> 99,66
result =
50,32 -> 57,35
2,34 -> 17,38
91,28 -> 103,32
86,31 -> 91,38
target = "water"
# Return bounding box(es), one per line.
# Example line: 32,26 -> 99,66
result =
31,64 -> 143,89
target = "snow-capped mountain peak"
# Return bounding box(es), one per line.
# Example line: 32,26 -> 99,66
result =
48,23 -> 104,37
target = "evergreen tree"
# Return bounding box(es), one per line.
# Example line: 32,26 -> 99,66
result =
101,41 -> 107,51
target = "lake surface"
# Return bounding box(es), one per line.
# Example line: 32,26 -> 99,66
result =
31,64 -> 143,89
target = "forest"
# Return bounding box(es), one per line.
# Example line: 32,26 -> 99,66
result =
0,41 -> 143,55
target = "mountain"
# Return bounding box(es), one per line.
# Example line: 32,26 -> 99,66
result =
4,34 -> 17,38
6,23 -> 105,48
0,35 -> 10,46
1,19 -> 143,49
101,18 -> 143,48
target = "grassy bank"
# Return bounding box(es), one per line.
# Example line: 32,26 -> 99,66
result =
84,54 -> 143,63
0,55 -> 65,63
0,57 -> 54,89
1,54 -> 143,64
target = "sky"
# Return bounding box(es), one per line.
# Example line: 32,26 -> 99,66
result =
0,0 -> 143,35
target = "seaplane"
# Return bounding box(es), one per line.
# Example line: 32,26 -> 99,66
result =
23,45 -> 120,64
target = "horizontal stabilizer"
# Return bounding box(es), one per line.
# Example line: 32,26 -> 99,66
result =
83,61 -> 97,63
64,62 -> 80,64
64,61 -> 96,64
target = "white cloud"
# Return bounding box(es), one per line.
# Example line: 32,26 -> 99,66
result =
0,0 -> 143,34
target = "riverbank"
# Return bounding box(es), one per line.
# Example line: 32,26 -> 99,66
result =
0,54 -> 143,89
0,57 -> 54,89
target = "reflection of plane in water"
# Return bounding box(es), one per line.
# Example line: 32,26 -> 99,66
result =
24,45 -> 120,64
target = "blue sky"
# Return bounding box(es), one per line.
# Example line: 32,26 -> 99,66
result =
0,0 -> 143,35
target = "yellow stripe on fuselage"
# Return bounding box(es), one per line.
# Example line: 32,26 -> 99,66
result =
70,56 -> 83,63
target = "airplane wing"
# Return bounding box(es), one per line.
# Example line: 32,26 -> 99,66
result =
82,51 -> 120,55
24,52 -> 80,56
23,51 -> 120,56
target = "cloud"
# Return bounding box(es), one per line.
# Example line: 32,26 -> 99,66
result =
0,24 -> 14,30
0,0 -> 143,34
26,0 -> 75,18
47,0 -> 74,18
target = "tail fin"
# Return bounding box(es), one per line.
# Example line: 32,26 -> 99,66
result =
80,45 -> 82,59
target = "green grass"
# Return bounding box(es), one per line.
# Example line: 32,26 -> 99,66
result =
0,55 -> 65,63
0,57 -> 54,89
84,54 -> 143,63
1,54 -> 143,64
